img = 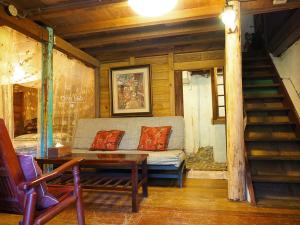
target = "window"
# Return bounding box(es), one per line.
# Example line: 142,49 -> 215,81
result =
211,67 -> 226,123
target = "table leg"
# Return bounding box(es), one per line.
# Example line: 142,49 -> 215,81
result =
131,163 -> 138,212
142,158 -> 148,198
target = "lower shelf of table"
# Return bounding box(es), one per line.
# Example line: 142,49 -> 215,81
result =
49,172 -> 146,192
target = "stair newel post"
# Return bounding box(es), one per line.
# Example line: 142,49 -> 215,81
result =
224,0 -> 246,201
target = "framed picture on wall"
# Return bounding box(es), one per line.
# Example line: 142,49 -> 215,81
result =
110,65 -> 152,117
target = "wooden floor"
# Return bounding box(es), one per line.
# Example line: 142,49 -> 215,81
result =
1,179 -> 300,225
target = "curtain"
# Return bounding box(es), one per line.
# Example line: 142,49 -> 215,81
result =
0,26 -> 41,140
53,50 -> 95,146
0,27 -> 14,137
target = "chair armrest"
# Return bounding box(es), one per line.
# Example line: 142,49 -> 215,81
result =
19,157 -> 84,191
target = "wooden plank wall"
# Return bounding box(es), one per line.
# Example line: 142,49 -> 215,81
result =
100,50 -> 224,117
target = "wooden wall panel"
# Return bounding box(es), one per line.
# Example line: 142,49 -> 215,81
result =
99,50 -> 225,117
100,60 -> 130,117
174,50 -> 224,63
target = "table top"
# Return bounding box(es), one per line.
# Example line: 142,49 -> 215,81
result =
35,153 -> 148,165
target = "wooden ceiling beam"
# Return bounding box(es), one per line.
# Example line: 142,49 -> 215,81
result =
54,36 -> 100,67
0,5 -> 48,42
28,0 -> 300,22
0,5 -> 99,67
241,0 -> 300,15
55,1 -> 225,38
70,19 -> 224,49
96,40 -> 225,62
26,0 -> 127,20
86,31 -> 224,55
52,0 -> 300,38
26,0 -> 127,19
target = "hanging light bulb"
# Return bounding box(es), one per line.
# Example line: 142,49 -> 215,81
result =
128,0 -> 178,17
220,5 -> 237,33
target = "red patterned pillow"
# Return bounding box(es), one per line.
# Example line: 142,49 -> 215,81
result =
90,130 -> 125,151
138,126 -> 172,151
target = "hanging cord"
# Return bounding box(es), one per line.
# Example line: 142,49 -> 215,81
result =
281,77 -> 300,98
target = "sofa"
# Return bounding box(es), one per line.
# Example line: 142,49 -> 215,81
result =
72,116 -> 186,187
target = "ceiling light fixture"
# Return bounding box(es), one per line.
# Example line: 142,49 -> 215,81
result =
220,3 -> 237,33
128,0 -> 178,17
6,4 -> 18,17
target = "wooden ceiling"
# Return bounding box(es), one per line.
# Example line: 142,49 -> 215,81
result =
6,0 -> 300,62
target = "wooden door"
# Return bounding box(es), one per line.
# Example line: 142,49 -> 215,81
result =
13,92 -> 24,136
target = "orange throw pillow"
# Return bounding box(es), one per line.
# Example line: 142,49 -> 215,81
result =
90,130 -> 125,151
138,126 -> 172,151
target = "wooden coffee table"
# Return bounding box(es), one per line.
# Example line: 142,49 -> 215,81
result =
36,153 -> 148,212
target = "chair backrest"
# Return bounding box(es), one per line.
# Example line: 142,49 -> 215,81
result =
0,119 -> 25,214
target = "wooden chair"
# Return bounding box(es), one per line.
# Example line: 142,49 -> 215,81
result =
0,119 -> 85,225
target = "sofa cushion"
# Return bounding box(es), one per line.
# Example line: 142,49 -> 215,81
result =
90,130 -> 125,151
138,126 -> 171,151
73,117 -> 184,150
72,149 -> 186,167
17,154 -> 59,209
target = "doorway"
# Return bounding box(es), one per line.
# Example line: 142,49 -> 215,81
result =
175,69 -> 227,173
13,84 -> 39,155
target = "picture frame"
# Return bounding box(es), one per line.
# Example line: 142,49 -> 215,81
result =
110,65 -> 152,117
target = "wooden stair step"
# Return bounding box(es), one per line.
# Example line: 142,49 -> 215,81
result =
242,71 -> 276,79
245,107 -> 290,112
255,182 -> 300,209
252,175 -> 300,183
247,118 -> 291,124
256,198 -> 300,209
247,141 -> 300,158
243,74 -> 274,79
243,56 -> 268,62
245,137 -> 300,142
245,103 -> 285,110
248,154 -> 300,160
243,64 -> 273,70
243,51 -> 266,57
244,94 -> 284,100
243,84 -> 280,88
247,121 -> 295,126
254,182 -> 300,198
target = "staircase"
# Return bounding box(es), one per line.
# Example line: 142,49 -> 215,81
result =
243,50 -> 300,208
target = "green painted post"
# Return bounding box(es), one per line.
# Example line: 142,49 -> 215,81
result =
40,44 -> 47,157
46,27 -> 54,148
40,27 -> 54,157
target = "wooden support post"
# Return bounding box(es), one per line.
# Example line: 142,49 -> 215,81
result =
168,53 -> 175,116
46,27 -> 54,148
40,43 -> 47,156
40,27 -> 54,156
95,67 -> 100,118
174,70 -> 184,116
225,0 -> 246,201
